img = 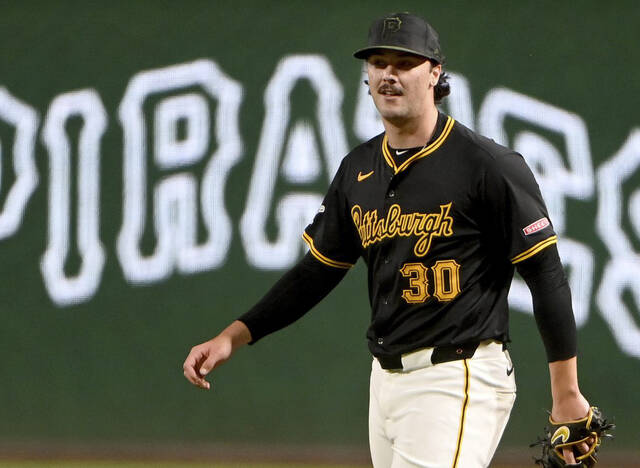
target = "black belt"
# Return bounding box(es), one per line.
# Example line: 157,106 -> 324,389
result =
377,341 -> 481,370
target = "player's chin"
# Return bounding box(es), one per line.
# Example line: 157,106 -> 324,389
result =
376,93 -> 403,105
378,107 -> 409,123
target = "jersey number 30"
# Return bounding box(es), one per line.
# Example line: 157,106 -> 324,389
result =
399,260 -> 461,303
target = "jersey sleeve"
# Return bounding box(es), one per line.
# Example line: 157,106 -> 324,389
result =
303,159 -> 360,269
482,151 -> 557,264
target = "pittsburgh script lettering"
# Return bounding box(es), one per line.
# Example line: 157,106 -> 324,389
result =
350,202 -> 454,256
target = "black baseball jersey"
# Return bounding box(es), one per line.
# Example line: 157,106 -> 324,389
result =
303,112 -> 557,361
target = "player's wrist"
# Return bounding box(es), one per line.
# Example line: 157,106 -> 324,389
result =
219,320 -> 252,350
551,392 -> 589,422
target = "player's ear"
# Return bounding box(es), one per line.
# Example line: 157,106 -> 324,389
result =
429,62 -> 442,87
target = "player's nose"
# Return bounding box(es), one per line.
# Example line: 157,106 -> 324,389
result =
382,72 -> 397,83
381,64 -> 398,81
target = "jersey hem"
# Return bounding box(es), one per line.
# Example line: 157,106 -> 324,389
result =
302,232 -> 354,269
511,235 -> 558,264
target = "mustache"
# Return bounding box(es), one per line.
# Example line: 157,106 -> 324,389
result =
378,84 -> 402,95
362,80 -> 402,96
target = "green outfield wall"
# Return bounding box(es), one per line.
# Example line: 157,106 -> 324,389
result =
0,0 -> 639,459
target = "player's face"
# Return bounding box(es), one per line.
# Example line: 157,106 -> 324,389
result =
366,50 -> 440,125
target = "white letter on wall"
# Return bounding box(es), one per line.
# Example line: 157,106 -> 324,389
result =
117,59 -> 243,284
40,89 -> 107,306
0,87 -> 39,239
596,130 -> 640,358
240,55 -> 348,269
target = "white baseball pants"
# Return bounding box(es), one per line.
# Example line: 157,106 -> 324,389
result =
369,340 -> 516,468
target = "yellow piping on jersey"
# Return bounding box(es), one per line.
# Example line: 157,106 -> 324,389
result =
511,235 -> 558,264
452,358 -> 470,468
382,116 -> 455,174
302,232 -> 354,269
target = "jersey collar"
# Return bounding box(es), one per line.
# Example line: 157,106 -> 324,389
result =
382,115 -> 455,174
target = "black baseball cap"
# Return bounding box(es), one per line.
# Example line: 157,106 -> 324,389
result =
353,12 -> 444,64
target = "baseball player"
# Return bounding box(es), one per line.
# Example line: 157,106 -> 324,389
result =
184,13 -> 593,467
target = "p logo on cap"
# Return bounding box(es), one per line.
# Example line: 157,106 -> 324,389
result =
382,17 -> 402,37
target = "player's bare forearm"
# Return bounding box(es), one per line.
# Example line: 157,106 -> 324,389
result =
548,357 -> 589,420
182,320 -> 252,390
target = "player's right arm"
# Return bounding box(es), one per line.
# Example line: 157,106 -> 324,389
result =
183,157 -> 358,390
182,251 -> 350,390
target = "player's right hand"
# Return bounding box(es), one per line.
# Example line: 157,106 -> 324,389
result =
182,335 -> 233,390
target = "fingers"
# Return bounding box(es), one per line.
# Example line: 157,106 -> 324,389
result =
562,439 -> 594,465
183,346 -> 213,390
562,447 -> 577,464
199,355 -> 218,376
183,364 -> 209,389
182,336 -> 233,390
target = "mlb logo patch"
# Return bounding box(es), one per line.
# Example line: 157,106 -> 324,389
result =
523,217 -> 550,235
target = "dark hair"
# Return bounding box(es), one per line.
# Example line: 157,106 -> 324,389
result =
430,59 -> 451,104
434,72 -> 450,104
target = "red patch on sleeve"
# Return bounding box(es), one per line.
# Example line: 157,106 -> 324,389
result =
522,217 -> 550,235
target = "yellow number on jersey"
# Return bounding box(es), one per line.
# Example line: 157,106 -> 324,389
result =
399,259 -> 461,304
399,262 -> 430,303
431,259 -> 461,302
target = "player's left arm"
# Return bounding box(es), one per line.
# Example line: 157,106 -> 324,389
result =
516,246 -> 592,462
483,149 -> 608,463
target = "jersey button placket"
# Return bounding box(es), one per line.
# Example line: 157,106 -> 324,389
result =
382,169 -> 397,209
383,179 -> 397,211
